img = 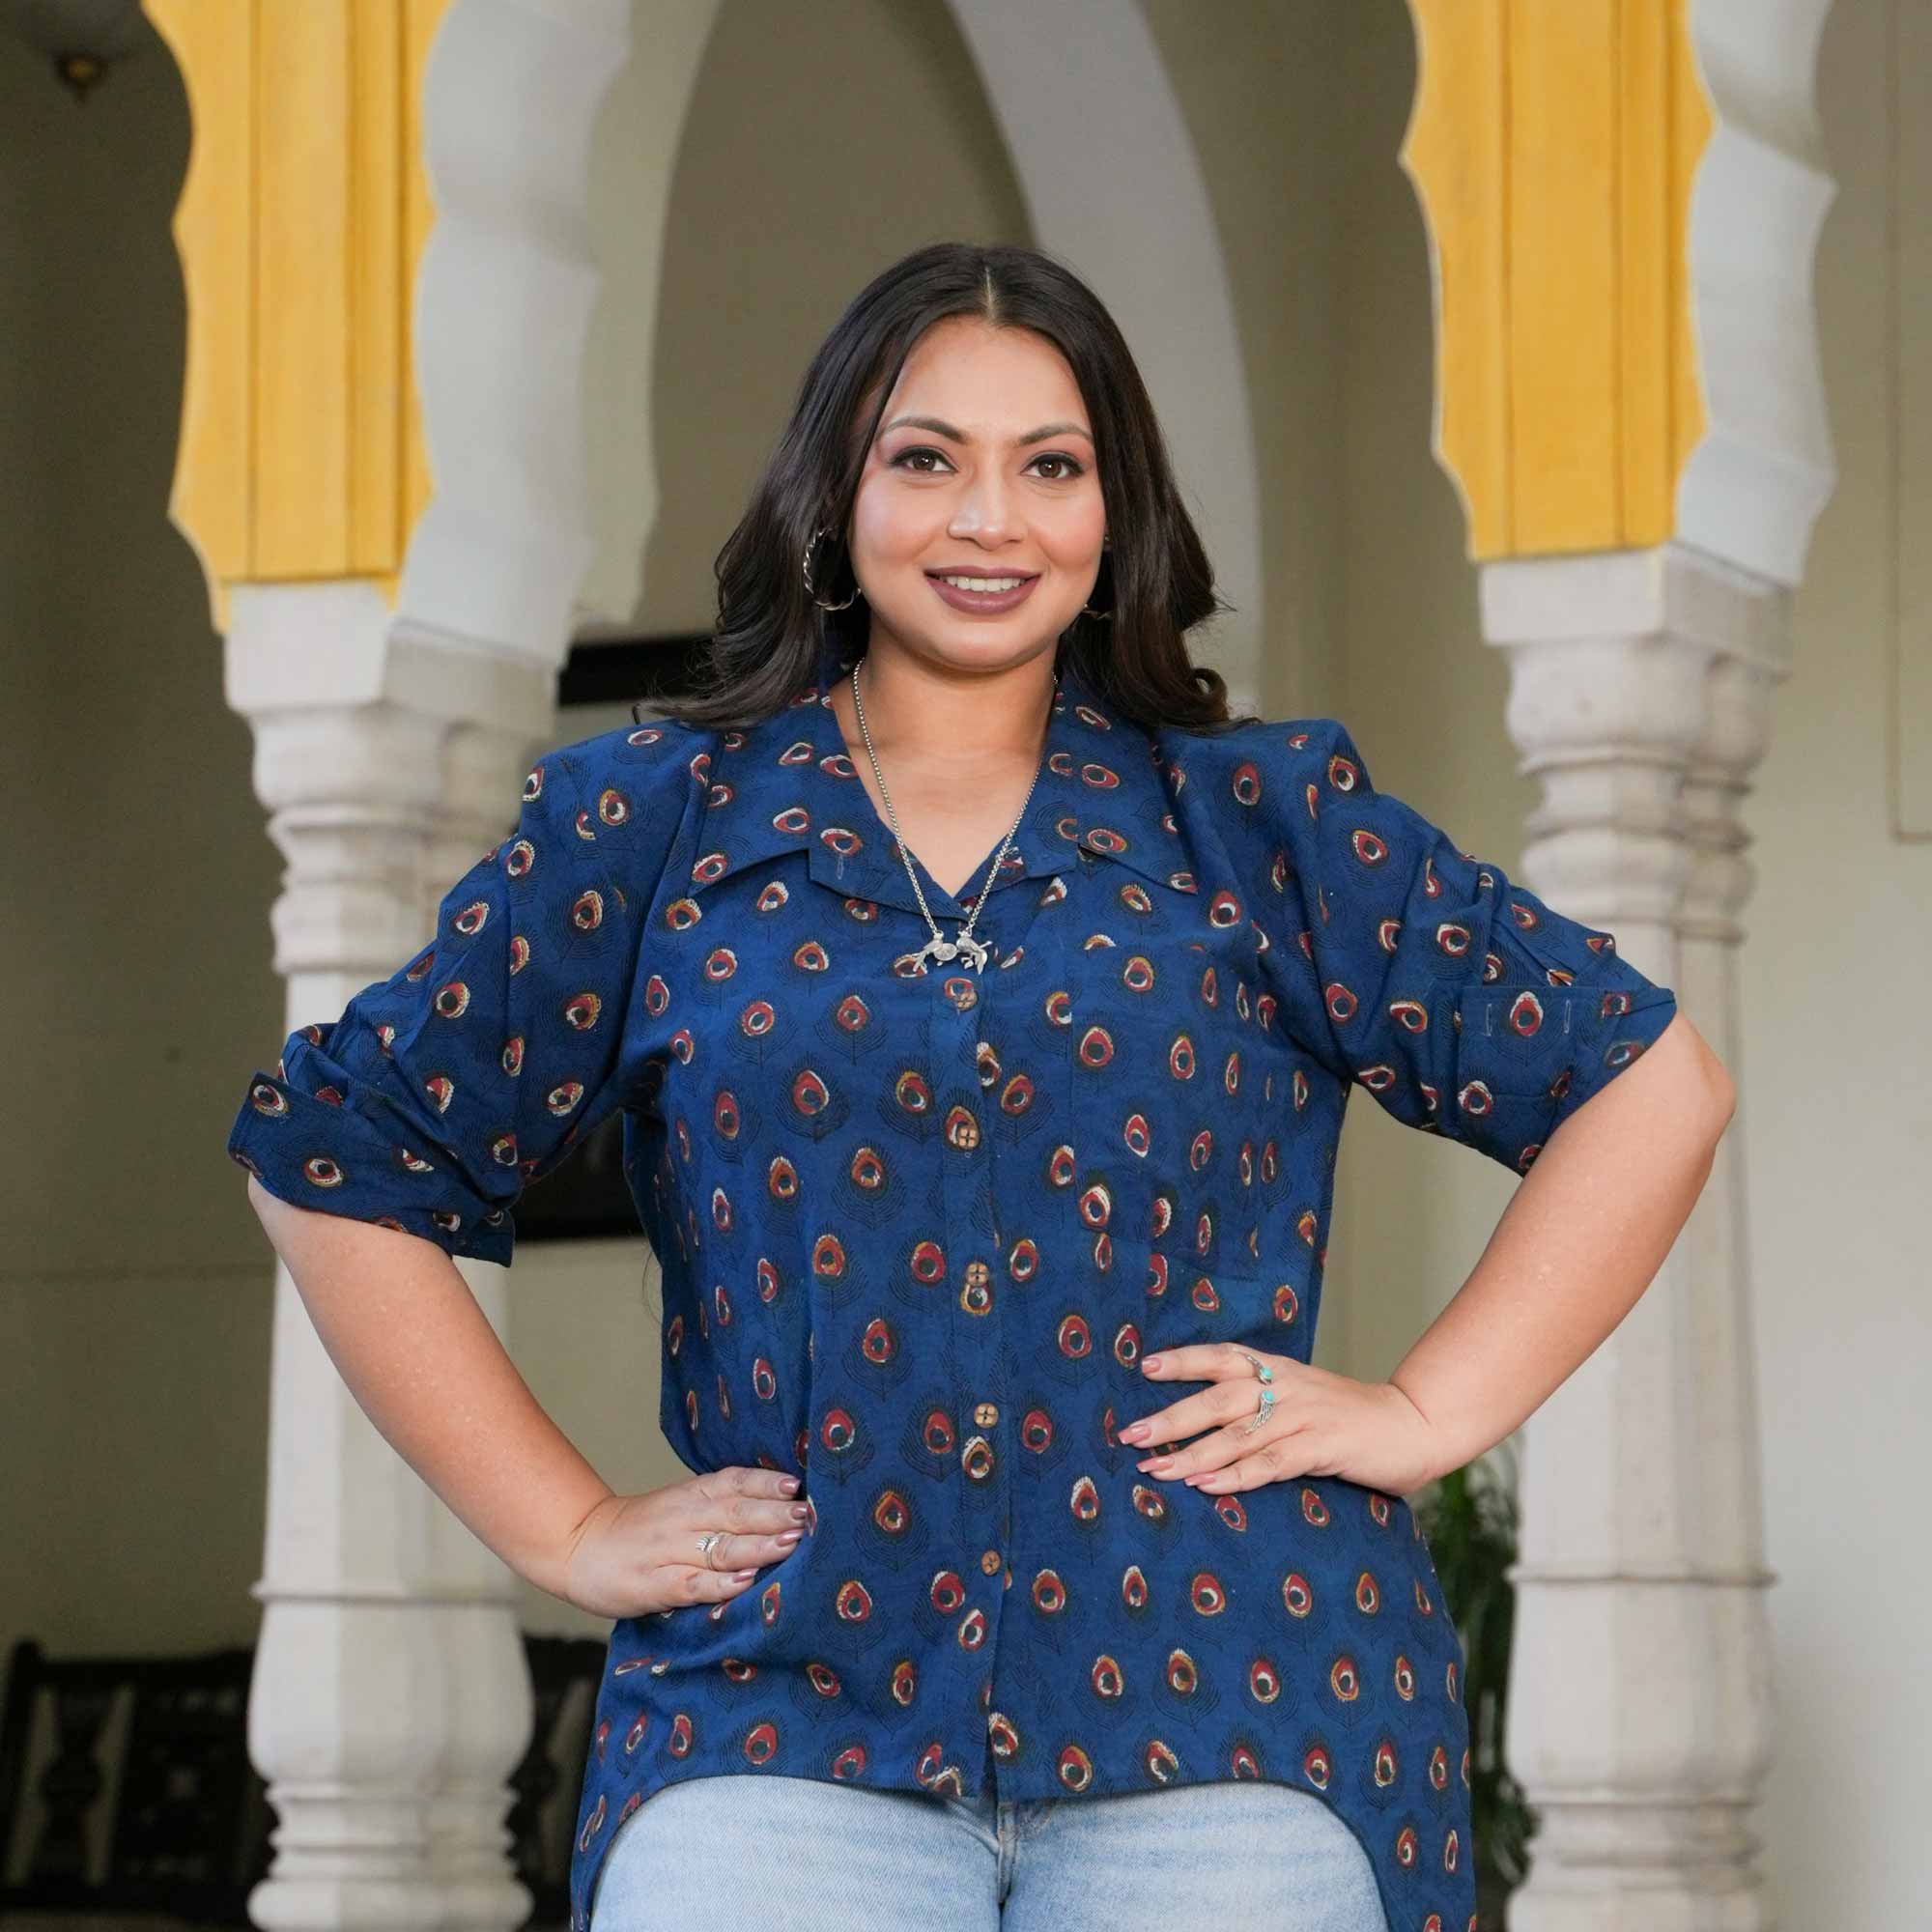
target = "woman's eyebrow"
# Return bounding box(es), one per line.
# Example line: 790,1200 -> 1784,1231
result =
876,414 -> 1094,447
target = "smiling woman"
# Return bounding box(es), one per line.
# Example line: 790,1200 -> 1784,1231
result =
651,240 -> 1247,739
228,241 -> 1726,1932
848,322 -> 1110,668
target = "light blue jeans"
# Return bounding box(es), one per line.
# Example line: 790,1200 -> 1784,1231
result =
586,1770 -> 1387,1931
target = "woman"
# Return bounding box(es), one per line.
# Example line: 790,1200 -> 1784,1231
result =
229,242 -> 1733,1932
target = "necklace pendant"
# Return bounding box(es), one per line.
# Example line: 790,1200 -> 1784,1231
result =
913,928 -> 990,975
914,933 -> 958,973
847,661 -> 1048,985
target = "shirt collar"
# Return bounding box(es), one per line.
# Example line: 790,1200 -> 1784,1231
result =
689,637 -> 1196,915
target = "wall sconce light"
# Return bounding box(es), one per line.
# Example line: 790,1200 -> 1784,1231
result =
4,0 -> 147,102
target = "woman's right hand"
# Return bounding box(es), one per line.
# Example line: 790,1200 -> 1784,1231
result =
559,1466 -> 809,1618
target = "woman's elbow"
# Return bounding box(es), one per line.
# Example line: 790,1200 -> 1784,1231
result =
1667,1010 -> 1737,1132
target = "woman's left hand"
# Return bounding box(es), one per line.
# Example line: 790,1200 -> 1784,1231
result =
1117,1344 -> 1447,1499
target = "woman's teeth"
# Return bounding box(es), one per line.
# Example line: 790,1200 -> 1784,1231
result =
934,575 -> 1029,591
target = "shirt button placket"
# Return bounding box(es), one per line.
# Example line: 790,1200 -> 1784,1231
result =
930,975 -> 1014,1800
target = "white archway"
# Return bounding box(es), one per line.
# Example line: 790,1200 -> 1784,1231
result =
398,0 -> 1263,703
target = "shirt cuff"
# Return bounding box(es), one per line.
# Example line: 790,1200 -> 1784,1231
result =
225,1065 -> 517,1266
1559,984 -> 1681,1122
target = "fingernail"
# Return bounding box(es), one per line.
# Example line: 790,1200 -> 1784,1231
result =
1142,1355 -> 1162,1373
735,1569 -> 757,1580
1120,1422 -> 1147,1442
777,1528 -> 802,1545
790,1503 -> 810,1520
780,1475 -> 801,1493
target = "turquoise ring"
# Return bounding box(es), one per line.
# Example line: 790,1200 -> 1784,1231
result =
1234,1349 -> 1275,1434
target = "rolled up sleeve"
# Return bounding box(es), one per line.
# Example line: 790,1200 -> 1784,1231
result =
226,733 -> 656,1263
1251,717 -> 1679,1173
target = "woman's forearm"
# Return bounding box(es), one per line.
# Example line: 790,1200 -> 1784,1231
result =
246,1174 -> 613,1600
1387,1012 -> 1735,1480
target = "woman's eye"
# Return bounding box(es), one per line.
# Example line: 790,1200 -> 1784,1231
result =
888,446 -> 1086,481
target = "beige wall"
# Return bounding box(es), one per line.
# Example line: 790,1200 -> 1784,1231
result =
7,1 -> 1919,1922
1737,3 -> 1929,1920
1137,0 -> 1350,709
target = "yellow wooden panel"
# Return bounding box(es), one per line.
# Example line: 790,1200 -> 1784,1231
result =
351,0 -> 403,574
145,0 -> 253,611
254,0 -> 352,577
1402,0 -> 1714,563
1509,0 -> 1619,554
1400,0 -> 1512,555
149,0 -> 448,619
1620,0 -> 1672,543
401,0 -> 449,554
1668,0 -> 1712,496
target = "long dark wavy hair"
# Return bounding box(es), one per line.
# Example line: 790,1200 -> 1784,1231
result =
639,241 -> 1255,737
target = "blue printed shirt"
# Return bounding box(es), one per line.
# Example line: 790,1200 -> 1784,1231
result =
227,636 -> 1679,1932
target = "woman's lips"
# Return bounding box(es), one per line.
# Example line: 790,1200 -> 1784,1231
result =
923,571 -> 1041,615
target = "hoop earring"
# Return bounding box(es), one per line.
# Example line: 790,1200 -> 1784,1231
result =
1081,534 -> 1114,622
803,525 -> 863,611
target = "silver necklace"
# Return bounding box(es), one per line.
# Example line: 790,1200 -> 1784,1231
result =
848,660 -> 1057,976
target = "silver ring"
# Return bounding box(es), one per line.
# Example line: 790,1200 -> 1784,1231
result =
695,1530 -> 724,1565
1235,1349 -> 1275,1435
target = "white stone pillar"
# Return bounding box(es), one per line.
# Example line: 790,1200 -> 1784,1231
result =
189,5 -> 642,1924
1478,543 -> 1788,1931
229,582 -> 560,1932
